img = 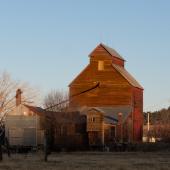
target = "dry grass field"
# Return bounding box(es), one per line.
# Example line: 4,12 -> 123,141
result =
0,152 -> 170,170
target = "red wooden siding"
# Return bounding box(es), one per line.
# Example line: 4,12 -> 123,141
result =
69,59 -> 132,108
133,88 -> 143,141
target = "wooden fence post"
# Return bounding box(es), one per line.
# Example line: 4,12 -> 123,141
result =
0,144 -> 2,161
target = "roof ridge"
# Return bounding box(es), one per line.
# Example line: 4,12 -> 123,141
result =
100,43 -> 125,61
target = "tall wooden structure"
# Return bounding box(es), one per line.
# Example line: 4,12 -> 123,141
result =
69,43 -> 144,144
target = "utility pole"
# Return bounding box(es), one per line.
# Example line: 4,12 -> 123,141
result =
147,112 -> 150,131
102,119 -> 105,148
147,112 -> 150,142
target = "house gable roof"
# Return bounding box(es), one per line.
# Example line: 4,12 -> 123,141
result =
24,104 -> 46,116
25,105 -> 85,124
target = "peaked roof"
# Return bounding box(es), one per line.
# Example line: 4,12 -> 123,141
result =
79,106 -> 132,123
24,105 -> 46,116
112,64 -> 143,89
89,43 -> 125,61
69,43 -> 143,89
24,105 -> 84,123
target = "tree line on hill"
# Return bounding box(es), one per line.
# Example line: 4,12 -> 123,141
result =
144,107 -> 170,124
144,107 -> 170,142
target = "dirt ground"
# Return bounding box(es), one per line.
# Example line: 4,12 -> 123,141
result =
0,152 -> 170,170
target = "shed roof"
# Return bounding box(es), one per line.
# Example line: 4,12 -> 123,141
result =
79,106 -> 132,123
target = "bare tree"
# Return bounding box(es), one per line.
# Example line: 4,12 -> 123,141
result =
0,71 -> 40,161
18,82 -> 40,106
44,89 -> 68,112
153,111 -> 170,142
0,71 -> 39,120
0,72 -> 18,120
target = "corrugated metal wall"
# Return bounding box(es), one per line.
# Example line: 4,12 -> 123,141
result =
5,115 -> 44,146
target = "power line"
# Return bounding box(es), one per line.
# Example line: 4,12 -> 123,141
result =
45,82 -> 100,110
0,82 -> 100,138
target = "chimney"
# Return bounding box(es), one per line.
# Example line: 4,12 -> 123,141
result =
16,89 -> 22,106
118,112 -> 123,123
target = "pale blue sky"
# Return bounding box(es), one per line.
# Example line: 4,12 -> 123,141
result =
0,0 -> 170,111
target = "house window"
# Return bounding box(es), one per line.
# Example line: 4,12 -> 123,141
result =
88,117 -> 95,122
98,60 -> 104,71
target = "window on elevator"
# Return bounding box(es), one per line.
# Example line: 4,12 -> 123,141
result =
98,60 -> 104,71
